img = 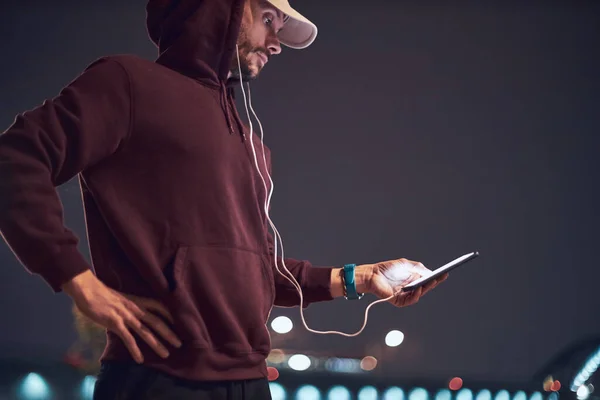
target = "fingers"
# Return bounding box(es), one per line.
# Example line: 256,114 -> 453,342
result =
124,299 -> 182,354
394,287 -> 422,307
113,319 -> 144,364
139,297 -> 175,325
420,278 -> 439,296
391,272 -> 449,308
408,287 -> 423,305
74,283 -> 182,365
123,312 -> 170,359
422,273 -> 449,294
137,311 -> 182,349
127,297 -> 180,347
125,295 -> 175,324
389,286 -> 420,307
409,271 -> 449,298
110,295 -> 182,362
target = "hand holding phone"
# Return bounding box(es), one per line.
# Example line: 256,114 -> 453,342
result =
402,251 -> 479,291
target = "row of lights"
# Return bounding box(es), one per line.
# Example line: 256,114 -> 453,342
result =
15,371 -> 553,400
268,349 -> 378,373
269,383 -> 384,400
16,372 -> 96,400
268,384 -> 546,400
570,345 -> 600,396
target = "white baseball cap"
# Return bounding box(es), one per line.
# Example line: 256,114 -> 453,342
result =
266,0 -> 318,49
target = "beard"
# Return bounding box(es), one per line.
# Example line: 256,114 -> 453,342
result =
229,53 -> 255,82
230,38 -> 268,82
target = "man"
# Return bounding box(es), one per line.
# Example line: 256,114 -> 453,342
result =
0,0 -> 447,398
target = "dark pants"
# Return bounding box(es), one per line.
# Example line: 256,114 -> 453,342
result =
93,362 -> 272,400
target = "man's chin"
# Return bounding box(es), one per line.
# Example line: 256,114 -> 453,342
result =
229,61 -> 262,82
246,64 -> 263,80
240,71 -> 262,83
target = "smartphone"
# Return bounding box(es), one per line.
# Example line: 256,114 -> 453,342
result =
402,251 -> 479,291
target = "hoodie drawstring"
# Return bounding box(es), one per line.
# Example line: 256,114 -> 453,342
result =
219,81 -> 235,135
220,82 -> 246,142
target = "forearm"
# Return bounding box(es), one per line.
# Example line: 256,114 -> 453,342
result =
329,265 -> 373,298
272,257 -> 333,307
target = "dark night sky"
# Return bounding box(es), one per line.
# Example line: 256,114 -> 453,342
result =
1,0 -> 599,385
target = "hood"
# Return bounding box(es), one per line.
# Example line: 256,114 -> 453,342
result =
146,0 -> 244,87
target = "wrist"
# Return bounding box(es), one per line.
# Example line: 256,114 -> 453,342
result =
330,268 -> 345,298
329,264 -> 373,298
61,270 -> 96,299
355,264 -> 373,294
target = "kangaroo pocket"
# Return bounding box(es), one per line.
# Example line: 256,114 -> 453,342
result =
165,245 -> 275,355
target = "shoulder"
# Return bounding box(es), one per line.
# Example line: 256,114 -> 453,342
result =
86,54 -> 154,77
81,54 -> 168,78
91,54 -> 189,89
102,54 -> 184,79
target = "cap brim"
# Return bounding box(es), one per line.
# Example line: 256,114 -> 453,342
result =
268,1 -> 318,49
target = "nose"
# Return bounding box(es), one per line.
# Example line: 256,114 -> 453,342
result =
267,34 -> 282,56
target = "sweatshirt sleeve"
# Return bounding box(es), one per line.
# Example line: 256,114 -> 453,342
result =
0,57 -> 132,293
267,232 -> 335,308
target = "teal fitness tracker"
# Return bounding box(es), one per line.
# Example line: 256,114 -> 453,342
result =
342,264 -> 363,300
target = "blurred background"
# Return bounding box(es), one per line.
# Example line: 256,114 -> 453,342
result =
1,0 -> 599,399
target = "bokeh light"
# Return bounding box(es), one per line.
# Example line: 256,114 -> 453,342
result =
358,386 -> 379,400
577,385 -> 590,400
449,377 -> 463,391
495,389 -> 510,400
271,316 -> 293,334
81,376 -> 97,400
328,385 -> 351,400
529,392 -> 543,400
543,376 -> 554,392
436,389 -> 453,400
268,349 -> 286,364
288,354 -> 311,371
384,387 -> 405,400
476,389 -> 492,400
269,382 -> 287,400
296,385 -> 321,400
267,366 -> 279,381
385,330 -> 405,347
409,387 -> 430,400
513,390 -> 527,400
457,388 -> 473,400
360,356 -> 378,371
19,373 -> 50,400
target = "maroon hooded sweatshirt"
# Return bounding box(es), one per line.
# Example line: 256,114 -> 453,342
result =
0,0 -> 334,381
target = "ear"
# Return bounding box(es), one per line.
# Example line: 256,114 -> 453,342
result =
242,0 -> 255,25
